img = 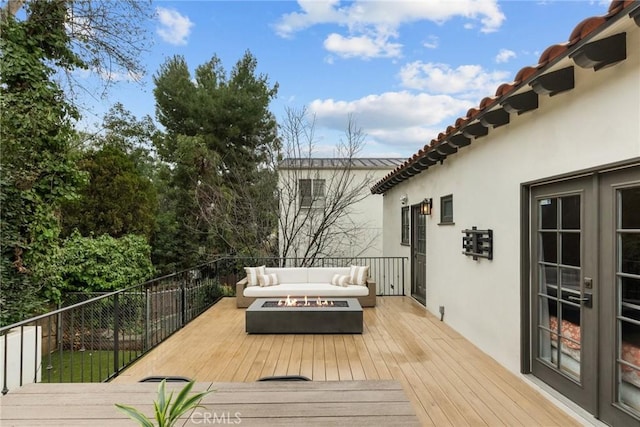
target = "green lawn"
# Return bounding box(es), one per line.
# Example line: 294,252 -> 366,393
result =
41,349 -> 141,383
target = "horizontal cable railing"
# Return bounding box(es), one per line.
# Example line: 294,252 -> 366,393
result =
1,256 -> 406,393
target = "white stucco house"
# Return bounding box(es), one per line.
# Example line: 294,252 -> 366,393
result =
372,2 -> 639,426
278,157 -> 404,261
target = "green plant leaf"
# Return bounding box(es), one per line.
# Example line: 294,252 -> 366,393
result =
114,403 -> 155,427
116,380 -> 212,427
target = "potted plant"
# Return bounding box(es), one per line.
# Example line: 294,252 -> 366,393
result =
116,379 -> 212,427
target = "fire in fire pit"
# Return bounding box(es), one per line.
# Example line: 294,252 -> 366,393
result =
261,296 -> 349,308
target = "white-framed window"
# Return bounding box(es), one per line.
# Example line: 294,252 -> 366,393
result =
299,179 -> 325,208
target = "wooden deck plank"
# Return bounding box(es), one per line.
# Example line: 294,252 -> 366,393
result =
112,297 -> 582,426
299,335 -> 314,379
323,335 -> 340,381
312,334 -> 325,380
342,335 -> 367,380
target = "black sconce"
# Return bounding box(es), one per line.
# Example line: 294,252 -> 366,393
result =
419,198 -> 432,216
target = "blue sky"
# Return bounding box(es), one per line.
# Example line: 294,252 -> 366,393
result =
77,0 -> 610,158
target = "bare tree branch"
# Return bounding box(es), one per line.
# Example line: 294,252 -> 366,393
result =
1,0 -> 153,101
277,108 -> 378,265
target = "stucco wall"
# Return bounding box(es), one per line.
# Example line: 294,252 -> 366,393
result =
279,166 -> 396,259
381,23 -> 640,373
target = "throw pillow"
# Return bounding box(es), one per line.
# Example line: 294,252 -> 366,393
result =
258,273 -> 279,287
349,265 -> 369,286
331,273 -> 351,287
245,265 -> 266,286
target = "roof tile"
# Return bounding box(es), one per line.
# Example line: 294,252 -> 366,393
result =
479,96 -> 497,110
495,83 -> 516,97
538,44 -> 569,65
514,66 -> 541,83
569,17 -> 608,45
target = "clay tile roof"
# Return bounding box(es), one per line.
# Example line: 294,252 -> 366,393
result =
479,97 -> 497,110
607,0 -> 628,15
514,66 -> 541,84
495,83 -> 516,97
370,0 -> 638,195
538,44 -> 569,65
455,117 -> 470,128
569,17 -> 608,45
466,107 -> 481,119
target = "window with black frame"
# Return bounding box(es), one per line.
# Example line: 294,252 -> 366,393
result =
299,179 -> 325,208
401,206 -> 409,245
440,194 -> 454,224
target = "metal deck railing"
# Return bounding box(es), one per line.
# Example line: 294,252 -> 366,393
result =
0,256 -> 406,393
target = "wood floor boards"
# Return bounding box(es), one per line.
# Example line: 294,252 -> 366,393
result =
113,297 -> 581,426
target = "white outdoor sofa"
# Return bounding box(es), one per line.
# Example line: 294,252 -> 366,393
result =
236,266 -> 376,308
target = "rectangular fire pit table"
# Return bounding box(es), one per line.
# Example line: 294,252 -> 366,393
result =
246,298 -> 363,334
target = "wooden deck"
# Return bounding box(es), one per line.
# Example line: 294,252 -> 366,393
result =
114,297 -> 582,426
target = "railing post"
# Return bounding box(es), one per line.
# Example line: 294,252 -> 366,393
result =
2,330 -> 8,395
181,272 -> 187,328
113,293 -> 120,376
144,287 -> 150,352
402,257 -> 407,296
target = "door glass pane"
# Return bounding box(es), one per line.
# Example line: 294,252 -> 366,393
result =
618,186 -> 640,415
541,265 -> 558,288
621,187 -> 640,229
621,234 -> 640,275
561,233 -> 580,267
540,198 -> 557,229
538,328 -> 556,367
562,196 -> 580,230
540,232 -> 557,263
560,267 -> 581,302
539,294 -> 558,367
558,303 -> 581,379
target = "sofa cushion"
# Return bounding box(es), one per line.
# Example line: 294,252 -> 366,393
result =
331,273 -> 351,287
243,283 -> 369,298
307,267 -> 350,283
349,265 -> 369,285
265,267 -> 308,284
258,273 -> 279,287
245,265 -> 266,286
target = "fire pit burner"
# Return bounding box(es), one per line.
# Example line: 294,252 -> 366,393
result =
262,300 -> 349,308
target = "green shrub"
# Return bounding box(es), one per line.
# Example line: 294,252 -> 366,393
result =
58,231 -> 155,292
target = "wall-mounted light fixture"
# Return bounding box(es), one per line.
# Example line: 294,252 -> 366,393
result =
419,198 -> 432,216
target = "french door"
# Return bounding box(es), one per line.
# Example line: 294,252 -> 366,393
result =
531,176 -> 597,412
530,164 -> 640,426
411,205 -> 426,305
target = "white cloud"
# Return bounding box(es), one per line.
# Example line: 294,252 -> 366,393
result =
423,35 -> 439,49
495,48 -> 516,63
323,32 -> 402,59
398,61 -> 510,99
156,7 -> 194,46
307,91 -> 474,153
274,0 -> 505,59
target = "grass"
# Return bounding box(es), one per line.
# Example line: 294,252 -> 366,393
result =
41,349 -> 141,383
